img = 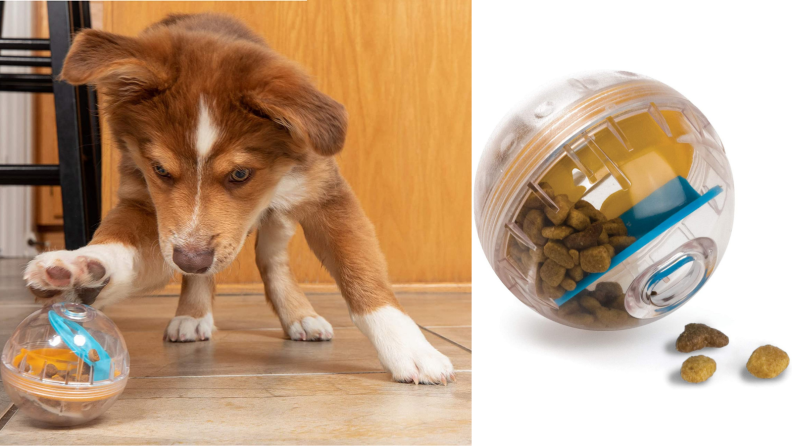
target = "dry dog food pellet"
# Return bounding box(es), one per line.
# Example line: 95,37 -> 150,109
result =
577,206 -> 608,223
609,236 -> 636,253
569,249 -> 579,265
567,265 -> 584,282
676,323 -> 729,353
603,218 -> 628,236
88,349 -> 100,362
541,280 -> 565,299
565,208 -> 591,231
580,245 -> 611,273
555,282 -> 636,329
591,282 -> 622,306
544,241 -> 575,269
524,182 -> 554,210
44,363 -> 59,378
523,209 -> 548,246
539,259 -> 567,287
746,345 -> 789,379
680,355 -> 717,383
560,277 -> 576,291
541,225 -> 575,240
597,228 -> 609,245
544,194 -> 573,226
602,243 -> 615,258
563,223 -> 602,250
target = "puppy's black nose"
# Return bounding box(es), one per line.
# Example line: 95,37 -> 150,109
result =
172,247 -> 214,274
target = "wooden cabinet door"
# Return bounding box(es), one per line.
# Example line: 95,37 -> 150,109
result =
101,1 -> 471,286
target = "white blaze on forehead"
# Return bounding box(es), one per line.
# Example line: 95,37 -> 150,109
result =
195,97 -> 219,158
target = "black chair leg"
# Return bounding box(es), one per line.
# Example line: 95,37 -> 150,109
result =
47,1 -> 101,250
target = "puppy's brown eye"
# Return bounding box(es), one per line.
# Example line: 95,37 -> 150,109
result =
153,164 -> 170,178
229,168 -> 251,183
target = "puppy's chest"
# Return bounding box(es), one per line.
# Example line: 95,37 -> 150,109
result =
268,171 -> 311,213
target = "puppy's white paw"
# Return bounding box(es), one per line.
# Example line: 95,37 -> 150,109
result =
287,315 -> 334,341
24,249 -> 108,302
354,306 -> 455,385
165,314 -> 214,342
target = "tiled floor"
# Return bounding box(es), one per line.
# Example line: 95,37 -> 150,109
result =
0,259 -> 471,444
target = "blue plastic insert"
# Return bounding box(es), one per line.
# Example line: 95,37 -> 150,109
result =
48,310 -> 112,381
554,176 -> 723,306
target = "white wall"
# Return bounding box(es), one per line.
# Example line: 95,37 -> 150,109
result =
0,1 -> 36,258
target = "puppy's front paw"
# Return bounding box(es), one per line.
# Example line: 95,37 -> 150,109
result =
354,306 -> 455,385
165,314 -> 214,342
286,315 -> 334,341
24,250 -> 108,304
385,343 -> 455,386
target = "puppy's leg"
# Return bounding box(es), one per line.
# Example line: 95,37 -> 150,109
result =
164,274 -> 215,342
25,200 -> 172,308
256,212 -> 333,341
301,183 -> 454,385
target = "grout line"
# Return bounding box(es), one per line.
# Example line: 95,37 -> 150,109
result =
420,326 -> 471,353
0,405 -> 17,432
131,370 -> 472,380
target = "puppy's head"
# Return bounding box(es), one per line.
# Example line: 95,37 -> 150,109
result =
61,23 -> 347,275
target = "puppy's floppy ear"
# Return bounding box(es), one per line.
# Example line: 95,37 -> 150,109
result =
242,78 -> 348,156
61,29 -> 169,99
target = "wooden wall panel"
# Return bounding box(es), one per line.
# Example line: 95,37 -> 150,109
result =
101,1 -> 471,285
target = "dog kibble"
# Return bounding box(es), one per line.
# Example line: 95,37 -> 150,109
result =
746,345 -> 789,379
569,249 -> 579,265
567,265 -> 584,281
565,208 -> 591,231
676,323 -> 729,353
542,280 -> 565,299
609,236 -> 636,253
544,194 -> 573,226
88,349 -> 99,362
544,241 -> 575,269
603,218 -> 628,236
580,245 -> 611,273
523,209 -> 548,246
597,228 -> 609,245
539,259 -> 567,287
44,364 -> 59,378
563,223 -> 602,250
560,278 -> 576,291
513,188 -> 637,323
681,355 -> 716,383
524,182 -> 555,210
542,225 -> 575,240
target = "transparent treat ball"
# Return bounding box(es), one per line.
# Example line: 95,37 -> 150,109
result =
1,302 -> 130,426
475,71 -> 734,330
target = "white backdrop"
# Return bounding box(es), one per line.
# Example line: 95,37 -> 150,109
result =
473,1 -> 790,444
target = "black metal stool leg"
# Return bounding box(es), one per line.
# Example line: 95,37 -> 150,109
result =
47,1 -> 101,250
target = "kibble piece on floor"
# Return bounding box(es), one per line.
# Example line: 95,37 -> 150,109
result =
681,355 -> 717,383
565,208 -> 591,231
539,259 -> 567,287
609,235 -> 636,253
603,218 -> 628,236
544,194 -> 573,226
580,245 -> 611,273
676,323 -> 729,353
542,225 -> 575,240
746,345 -> 789,379
523,209 -> 548,246
544,241 -> 575,269
563,223 -> 602,250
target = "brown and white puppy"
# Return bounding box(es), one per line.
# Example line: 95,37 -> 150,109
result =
24,14 -> 454,385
